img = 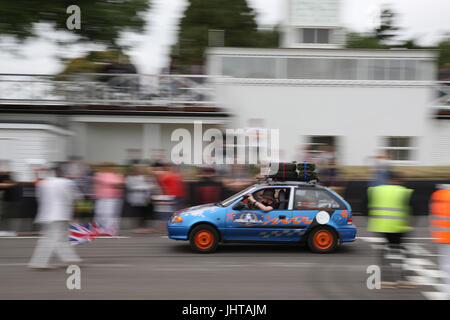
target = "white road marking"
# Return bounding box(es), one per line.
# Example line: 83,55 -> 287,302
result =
407,275 -> 439,286
96,236 -> 130,239
82,264 -> 133,268
0,263 -> 133,268
422,292 -> 449,300
405,258 -> 435,267
0,236 -> 129,239
406,243 -> 430,256
0,237 -> 43,239
357,237 -> 386,243
0,231 -> 17,236
418,268 -> 447,279
385,254 -> 404,260
364,238 -> 447,300
262,262 -> 317,268
358,236 -> 434,242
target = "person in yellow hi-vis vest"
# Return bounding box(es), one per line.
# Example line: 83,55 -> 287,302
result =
368,171 -> 414,288
430,184 -> 450,298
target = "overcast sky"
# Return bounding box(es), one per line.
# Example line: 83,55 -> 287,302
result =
0,0 -> 449,75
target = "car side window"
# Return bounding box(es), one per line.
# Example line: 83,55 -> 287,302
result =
294,189 -> 343,210
232,187 -> 289,211
231,187 -> 266,210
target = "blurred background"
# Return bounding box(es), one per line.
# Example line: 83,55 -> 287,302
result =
0,0 -> 449,232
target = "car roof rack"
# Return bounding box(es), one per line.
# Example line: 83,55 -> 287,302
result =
256,176 -> 319,186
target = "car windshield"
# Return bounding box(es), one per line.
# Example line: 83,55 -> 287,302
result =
219,185 -> 255,207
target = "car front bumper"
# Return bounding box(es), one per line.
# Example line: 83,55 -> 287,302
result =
167,225 -> 189,240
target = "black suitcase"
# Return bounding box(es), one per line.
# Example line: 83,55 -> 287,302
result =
268,171 -> 298,180
297,171 -> 318,182
266,162 -> 296,176
296,162 -> 316,171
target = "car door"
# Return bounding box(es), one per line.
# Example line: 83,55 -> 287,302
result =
289,187 -> 345,241
223,187 -> 297,242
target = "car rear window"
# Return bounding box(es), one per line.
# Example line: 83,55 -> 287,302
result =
294,188 -> 344,210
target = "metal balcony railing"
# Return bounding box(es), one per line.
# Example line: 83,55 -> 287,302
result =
0,73 -> 216,106
436,81 -> 450,105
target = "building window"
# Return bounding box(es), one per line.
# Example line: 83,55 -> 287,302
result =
382,137 -> 416,161
222,57 -> 276,78
317,29 -> 330,43
389,60 -> 402,80
219,56 -> 430,81
287,58 -> 335,79
304,136 -> 337,163
369,59 -> 390,80
404,60 -> 416,80
303,29 -> 315,43
299,28 -> 331,44
336,59 -> 358,80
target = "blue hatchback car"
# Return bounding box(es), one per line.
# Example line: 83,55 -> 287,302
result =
168,181 -> 356,253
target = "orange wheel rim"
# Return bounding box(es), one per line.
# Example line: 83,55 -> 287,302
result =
194,230 -> 214,249
313,230 -> 333,250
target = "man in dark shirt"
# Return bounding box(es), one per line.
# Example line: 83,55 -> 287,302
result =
247,189 -> 279,212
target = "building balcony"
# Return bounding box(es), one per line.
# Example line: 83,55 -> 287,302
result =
0,73 -> 217,109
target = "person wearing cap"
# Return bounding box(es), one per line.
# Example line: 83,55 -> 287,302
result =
246,189 -> 279,212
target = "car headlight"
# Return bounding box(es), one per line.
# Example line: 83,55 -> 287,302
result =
171,216 -> 183,223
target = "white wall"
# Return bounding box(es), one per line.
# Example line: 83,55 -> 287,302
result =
0,125 -> 70,181
214,81 -> 433,165
426,118 -> 450,165
69,115 -> 230,165
84,123 -> 143,163
81,122 -> 215,164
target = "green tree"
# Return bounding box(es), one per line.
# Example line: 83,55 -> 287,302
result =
437,36 -> 450,69
347,6 -> 400,49
0,0 -> 150,49
58,50 -> 136,76
375,7 -> 400,44
171,0 -> 278,68
346,32 -> 385,49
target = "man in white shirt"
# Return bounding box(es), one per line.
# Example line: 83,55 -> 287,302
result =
29,164 -> 82,269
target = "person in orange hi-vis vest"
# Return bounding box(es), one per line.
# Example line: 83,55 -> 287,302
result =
430,184 -> 450,298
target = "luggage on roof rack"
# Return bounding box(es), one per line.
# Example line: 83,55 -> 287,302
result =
261,178 -> 319,185
296,162 -> 316,171
297,171 -> 318,182
263,161 -> 319,182
265,162 -> 296,179
267,171 -> 298,180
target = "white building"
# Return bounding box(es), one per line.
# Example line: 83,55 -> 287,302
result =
205,0 -> 448,166
1,0 -> 449,182
281,0 -> 345,49
0,75 -> 230,181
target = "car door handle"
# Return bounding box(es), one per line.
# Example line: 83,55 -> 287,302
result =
279,215 -> 286,219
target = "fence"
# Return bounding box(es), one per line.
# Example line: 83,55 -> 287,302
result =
0,73 -> 216,106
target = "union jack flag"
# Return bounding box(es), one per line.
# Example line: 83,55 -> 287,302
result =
69,222 -> 113,245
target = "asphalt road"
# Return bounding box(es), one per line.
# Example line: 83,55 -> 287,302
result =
0,216 -> 446,300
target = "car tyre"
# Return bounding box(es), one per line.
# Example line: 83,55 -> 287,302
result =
189,224 -> 219,253
307,226 -> 338,253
